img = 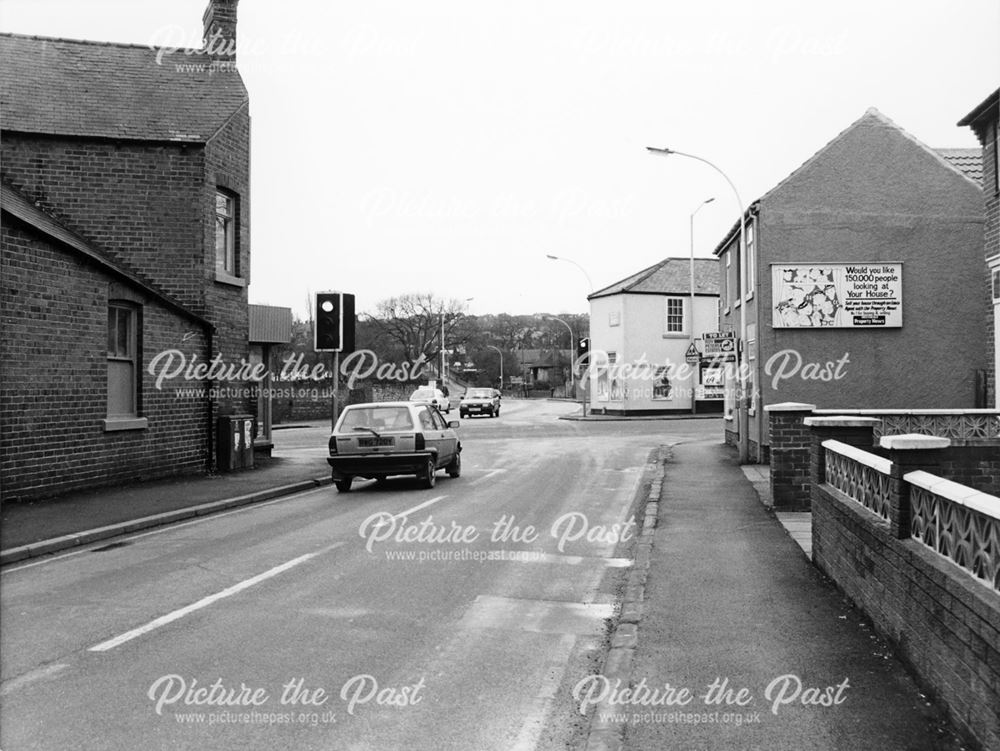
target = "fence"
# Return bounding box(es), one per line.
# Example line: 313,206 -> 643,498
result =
812,435 -> 1000,749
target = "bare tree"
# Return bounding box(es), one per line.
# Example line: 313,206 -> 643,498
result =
367,293 -> 473,364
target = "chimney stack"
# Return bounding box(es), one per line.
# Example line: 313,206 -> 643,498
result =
202,0 -> 239,61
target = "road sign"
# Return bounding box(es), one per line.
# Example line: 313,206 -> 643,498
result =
684,342 -> 701,364
703,332 -> 736,362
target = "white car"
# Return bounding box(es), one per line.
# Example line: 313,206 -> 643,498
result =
327,401 -> 461,492
409,386 -> 451,413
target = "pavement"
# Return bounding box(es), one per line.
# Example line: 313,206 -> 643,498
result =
605,440 -> 965,751
0,453 -> 331,565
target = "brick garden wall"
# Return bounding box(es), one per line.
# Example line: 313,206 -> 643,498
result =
812,485 -> 1000,750
1,223 -> 211,501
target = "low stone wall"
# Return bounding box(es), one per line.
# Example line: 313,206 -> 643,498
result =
272,381 -> 416,424
812,438 -> 1000,750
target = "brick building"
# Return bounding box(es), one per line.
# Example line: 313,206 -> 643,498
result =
958,89 -> 1000,406
1,0 -> 253,500
714,108 -> 985,461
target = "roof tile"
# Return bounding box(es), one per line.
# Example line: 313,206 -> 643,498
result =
0,33 -> 248,142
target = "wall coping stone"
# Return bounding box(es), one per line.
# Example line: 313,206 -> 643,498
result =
822,439 -> 892,474
879,434 -> 951,450
804,416 -> 882,427
814,408 -> 1000,416
765,402 -> 817,412
905,470 -> 1000,519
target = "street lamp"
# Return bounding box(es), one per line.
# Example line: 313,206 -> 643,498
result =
689,197 -> 715,415
545,254 -> 595,294
485,344 -> 504,391
647,146 -> 749,463
441,297 -> 474,386
545,315 -> 575,399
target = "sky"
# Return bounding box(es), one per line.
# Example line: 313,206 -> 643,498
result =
2,1 -> 998,319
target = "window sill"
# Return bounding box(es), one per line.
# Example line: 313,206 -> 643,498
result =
744,292 -> 754,302
734,300 -> 742,309
662,333 -> 689,339
103,417 -> 149,432
215,271 -> 246,288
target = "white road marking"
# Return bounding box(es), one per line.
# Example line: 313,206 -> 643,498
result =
88,541 -> 344,652
0,663 -> 69,697
520,553 -> 633,567
388,495 -> 449,521
471,468 -> 507,486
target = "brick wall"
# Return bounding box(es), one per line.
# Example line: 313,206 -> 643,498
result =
2,125 -> 253,418
204,107 -> 252,416
812,484 -> 1000,750
1,133 -> 206,311
937,445 -> 1000,496
1,223 -> 211,501
982,116 -> 999,405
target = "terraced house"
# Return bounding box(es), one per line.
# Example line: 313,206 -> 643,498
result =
713,108 -> 986,462
0,0 -> 253,500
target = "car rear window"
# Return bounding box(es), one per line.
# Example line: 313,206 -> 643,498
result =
339,406 -> 415,432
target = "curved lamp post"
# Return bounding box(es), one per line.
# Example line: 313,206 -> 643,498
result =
647,146 -> 749,463
545,315 -> 575,399
485,344 -> 504,390
689,197 -> 715,415
546,254 -> 595,294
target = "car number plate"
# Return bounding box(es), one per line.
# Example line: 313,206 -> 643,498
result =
358,437 -> 394,447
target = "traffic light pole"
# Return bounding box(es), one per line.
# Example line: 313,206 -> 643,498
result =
330,352 -> 340,431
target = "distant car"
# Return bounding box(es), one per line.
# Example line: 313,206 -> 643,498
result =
327,402 -> 461,492
409,386 -> 451,414
460,387 -> 501,418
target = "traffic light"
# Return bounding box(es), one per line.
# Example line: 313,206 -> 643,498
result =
314,292 -> 356,353
577,337 -> 590,365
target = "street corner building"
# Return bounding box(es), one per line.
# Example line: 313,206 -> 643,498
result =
713,107 -> 988,461
586,257 -> 722,416
0,0 -> 254,501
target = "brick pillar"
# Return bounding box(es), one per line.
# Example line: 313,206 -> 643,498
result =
765,402 -> 816,509
806,415 -> 881,486
880,434 -> 949,539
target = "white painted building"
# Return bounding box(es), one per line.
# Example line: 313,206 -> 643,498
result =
586,257 -> 721,415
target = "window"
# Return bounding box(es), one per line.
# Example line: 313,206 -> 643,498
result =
609,311 -> 621,327
744,221 -> 755,299
215,190 -> 237,275
993,269 -> 1000,301
734,238 -> 742,300
666,297 -> 685,333
431,409 -> 448,430
417,407 -> 436,431
107,303 -> 138,418
652,367 -> 672,400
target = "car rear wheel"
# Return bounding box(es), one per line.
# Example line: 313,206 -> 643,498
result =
335,476 -> 353,493
446,451 -> 461,478
419,458 -> 437,489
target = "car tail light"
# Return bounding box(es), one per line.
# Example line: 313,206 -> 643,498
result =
328,435 -> 338,455
414,433 -> 425,451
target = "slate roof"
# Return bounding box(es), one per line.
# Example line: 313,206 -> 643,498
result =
1,181 -> 211,328
711,108 -> 984,257
935,148 -> 983,183
0,33 -> 248,142
589,258 -> 719,300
